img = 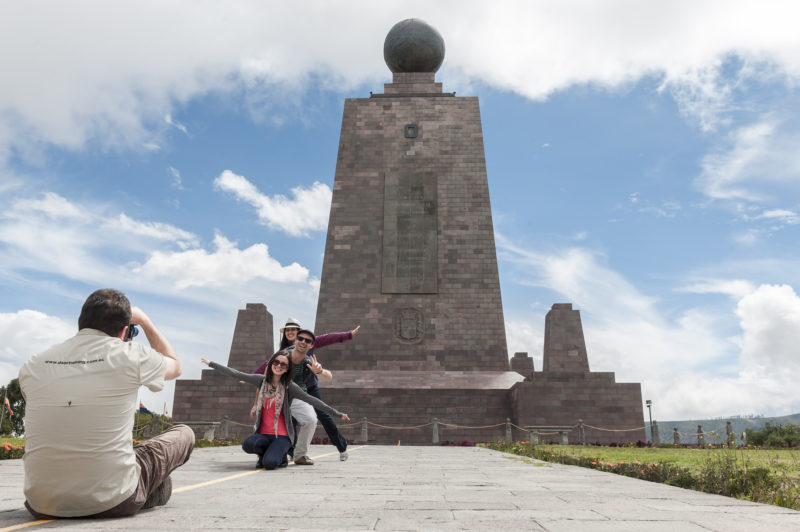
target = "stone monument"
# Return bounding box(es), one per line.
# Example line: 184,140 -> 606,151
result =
309,19 -> 645,444
173,19 -> 646,446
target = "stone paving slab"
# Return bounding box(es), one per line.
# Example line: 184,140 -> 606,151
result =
1,445 -> 799,531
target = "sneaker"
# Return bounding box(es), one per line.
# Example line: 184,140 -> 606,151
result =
278,454 -> 289,468
339,451 -> 349,461
255,456 -> 264,469
142,476 -> 172,509
294,455 -> 314,465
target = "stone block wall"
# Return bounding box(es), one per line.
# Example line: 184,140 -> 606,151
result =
314,386 -> 514,445
511,374 -> 645,444
510,352 -> 534,381
172,304 -> 273,438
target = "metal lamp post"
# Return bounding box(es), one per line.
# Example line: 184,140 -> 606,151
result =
645,399 -> 653,442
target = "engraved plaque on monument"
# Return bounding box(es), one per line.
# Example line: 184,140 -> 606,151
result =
382,170 -> 438,293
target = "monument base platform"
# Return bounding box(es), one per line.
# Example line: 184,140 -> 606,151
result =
315,370 -> 523,444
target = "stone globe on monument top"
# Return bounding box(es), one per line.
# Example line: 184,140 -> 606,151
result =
383,18 -> 445,74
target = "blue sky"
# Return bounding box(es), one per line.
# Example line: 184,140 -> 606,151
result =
2,1 -> 800,421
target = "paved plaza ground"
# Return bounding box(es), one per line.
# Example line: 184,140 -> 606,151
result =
1,445 -> 800,531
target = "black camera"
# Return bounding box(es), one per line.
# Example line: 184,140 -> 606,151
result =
123,325 -> 139,342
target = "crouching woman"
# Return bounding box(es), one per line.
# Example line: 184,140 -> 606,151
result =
200,350 -> 349,469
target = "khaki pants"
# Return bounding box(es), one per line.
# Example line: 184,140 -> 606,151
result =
290,399 -> 317,458
26,424 -> 195,519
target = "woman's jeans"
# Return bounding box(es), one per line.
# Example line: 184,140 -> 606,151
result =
242,433 -> 291,469
306,384 -> 348,453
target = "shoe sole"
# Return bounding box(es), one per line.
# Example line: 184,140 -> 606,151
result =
142,476 -> 172,509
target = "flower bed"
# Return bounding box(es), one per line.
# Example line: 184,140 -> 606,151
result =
1,442 -> 24,459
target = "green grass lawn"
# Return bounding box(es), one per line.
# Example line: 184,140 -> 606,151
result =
1,436 -> 25,445
486,441 -> 800,510
536,444 -> 800,476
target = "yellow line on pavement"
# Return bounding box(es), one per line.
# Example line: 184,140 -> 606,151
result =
0,520 -> 55,532
0,446 -> 366,532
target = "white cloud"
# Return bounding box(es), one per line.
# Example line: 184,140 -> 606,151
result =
696,119 -> 800,202
9,191 -> 88,220
505,318 -> 544,370
214,170 -> 331,237
164,114 -> 188,136
0,310 -> 75,387
731,228 -> 761,246
680,279 -> 755,299
106,214 -> 198,249
0,193 -> 202,281
753,208 -> 800,225
134,232 -> 310,289
498,234 -> 800,419
2,2 -> 800,160
661,61 -> 735,132
736,284 -> 800,371
168,166 -> 184,190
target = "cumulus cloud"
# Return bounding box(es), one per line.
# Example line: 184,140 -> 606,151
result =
2,2 -> 800,161
498,234 -> 800,419
214,170 -> 331,237
134,232 -> 310,289
0,192 -> 200,280
736,284 -> 800,371
505,318 -> 545,370
0,310 -> 75,387
0,190 -> 317,299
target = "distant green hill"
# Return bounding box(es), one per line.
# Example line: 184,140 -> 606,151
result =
646,413 -> 800,445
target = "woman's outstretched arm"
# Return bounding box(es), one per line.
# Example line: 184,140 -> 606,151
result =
201,358 -> 263,387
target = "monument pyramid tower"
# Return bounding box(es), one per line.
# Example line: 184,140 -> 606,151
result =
314,19 -> 509,372
312,19 -> 525,443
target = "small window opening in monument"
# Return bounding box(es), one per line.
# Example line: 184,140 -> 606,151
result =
404,124 -> 418,138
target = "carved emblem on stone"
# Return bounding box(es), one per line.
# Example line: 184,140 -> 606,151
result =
394,308 -> 424,343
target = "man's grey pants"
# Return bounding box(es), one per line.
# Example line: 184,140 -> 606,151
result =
290,399 -> 317,458
25,424 -> 195,519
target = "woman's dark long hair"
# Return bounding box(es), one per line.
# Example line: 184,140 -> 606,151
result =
279,334 -> 293,350
264,350 -> 293,387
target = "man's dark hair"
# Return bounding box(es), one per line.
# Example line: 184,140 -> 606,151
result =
78,289 -> 132,337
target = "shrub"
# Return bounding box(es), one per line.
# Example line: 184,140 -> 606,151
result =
745,422 -> 800,448
193,438 -> 242,448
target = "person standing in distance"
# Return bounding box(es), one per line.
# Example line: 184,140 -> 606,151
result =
19,288 -> 195,519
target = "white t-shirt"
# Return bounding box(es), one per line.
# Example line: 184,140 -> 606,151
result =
19,328 -> 166,517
